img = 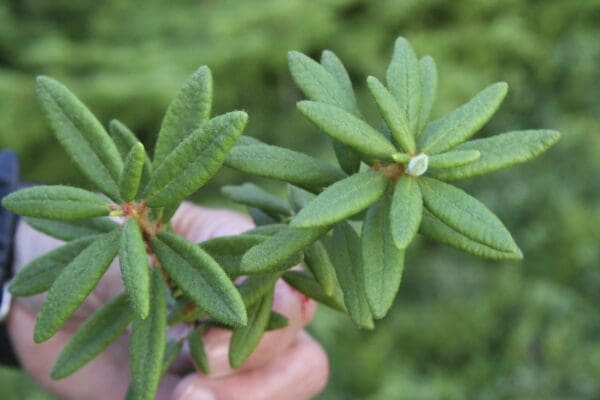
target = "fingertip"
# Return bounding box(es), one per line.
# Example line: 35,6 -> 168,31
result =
170,375 -> 216,400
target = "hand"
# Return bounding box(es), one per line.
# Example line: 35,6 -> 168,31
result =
7,202 -> 329,399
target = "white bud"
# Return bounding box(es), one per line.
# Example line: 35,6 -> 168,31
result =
406,153 -> 429,176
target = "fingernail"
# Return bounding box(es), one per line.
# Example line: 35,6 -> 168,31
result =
178,385 -> 216,400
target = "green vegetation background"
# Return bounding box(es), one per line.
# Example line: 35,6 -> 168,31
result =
0,0 -> 598,398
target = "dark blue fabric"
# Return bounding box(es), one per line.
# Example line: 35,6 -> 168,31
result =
0,150 -> 20,366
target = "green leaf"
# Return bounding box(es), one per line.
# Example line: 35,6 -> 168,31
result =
420,210 -> 523,260
243,223 -> 286,236
418,56 -> 438,135
320,50 -> 360,115
51,293 -> 133,379
430,130 -> 561,180
235,135 -> 265,146
229,290 -> 274,368
289,49 -> 361,174
418,82 -> 508,154
36,76 -> 123,199
418,177 -> 520,253
304,241 -> 338,296
291,171 -> 388,228
288,51 -> 359,115
161,340 -> 183,375
222,183 -> 292,217
225,143 -> 346,191
129,268 -> 167,400
366,75 -> 415,153
288,185 -> 315,212
266,311 -> 289,331
427,150 -> 480,169
119,219 -> 151,319
144,111 -> 247,207
108,119 -> 152,189
119,143 -> 146,202
188,329 -> 210,374
9,236 -> 98,296
238,273 -> 280,308
2,185 -> 110,220
331,222 -> 374,329
241,225 -> 328,273
153,66 -> 213,166
249,207 -> 277,226
386,37 -> 422,136
200,234 -> 269,277
332,142 -> 362,176
362,195 -> 405,319
297,101 -> 397,160
282,270 -> 346,312
25,217 -> 117,241
34,230 -> 120,343
153,232 -> 247,327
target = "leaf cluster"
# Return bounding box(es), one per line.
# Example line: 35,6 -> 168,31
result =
1,36 -> 559,399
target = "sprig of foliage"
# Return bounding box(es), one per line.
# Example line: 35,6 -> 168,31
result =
1,36 -> 559,399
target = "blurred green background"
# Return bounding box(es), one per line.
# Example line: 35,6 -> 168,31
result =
1,0 -> 599,398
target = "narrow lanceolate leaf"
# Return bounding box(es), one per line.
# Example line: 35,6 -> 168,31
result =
418,82 -> 508,154
153,232 -> 247,327
25,217 -> 117,242
362,196 -> 405,319
367,76 -> 415,153
320,50 -> 360,114
418,177 -> 520,253
249,207 -> 277,226
427,150 -> 480,170
119,219 -> 151,319
288,185 -> 315,212
292,171 -> 388,228
331,223 -> 373,329
130,269 -> 167,400
200,234 -> 269,277
36,76 -> 123,199
108,119 -> 152,188
229,290 -> 274,368
288,51 -> 359,115
161,340 -> 183,375
222,183 -> 292,217
241,225 -> 328,274
144,111 -> 247,208
430,130 -> 561,180
418,56 -> 438,134
333,141 -> 362,176
320,50 -> 363,174
34,230 -> 120,343
304,241 -> 338,296
153,66 -> 213,166
386,37 -> 422,136
238,273 -> 280,308
119,143 -> 146,202
266,311 -> 289,331
9,236 -> 97,296
225,143 -> 346,191
298,101 -> 397,160
243,223 -> 286,236
188,330 -> 210,374
51,293 -> 133,379
2,186 -> 110,221
420,210 -> 523,260
282,271 -> 346,312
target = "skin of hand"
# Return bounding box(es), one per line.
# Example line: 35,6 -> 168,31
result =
6,202 -> 329,400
